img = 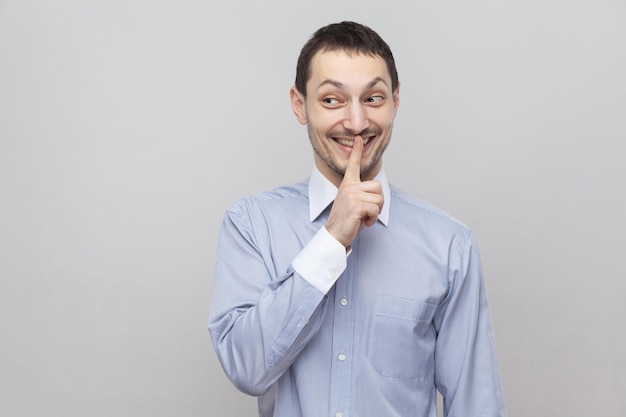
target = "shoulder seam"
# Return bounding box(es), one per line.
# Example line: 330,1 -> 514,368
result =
390,188 -> 472,233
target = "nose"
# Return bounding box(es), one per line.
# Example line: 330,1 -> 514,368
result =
343,102 -> 369,134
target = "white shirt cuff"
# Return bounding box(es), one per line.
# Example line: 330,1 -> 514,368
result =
292,226 -> 347,294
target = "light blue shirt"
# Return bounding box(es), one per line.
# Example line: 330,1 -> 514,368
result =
209,168 -> 507,417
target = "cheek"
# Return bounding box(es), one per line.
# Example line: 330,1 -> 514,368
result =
308,108 -> 342,128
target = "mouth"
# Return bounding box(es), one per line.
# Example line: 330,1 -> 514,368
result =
334,135 -> 376,147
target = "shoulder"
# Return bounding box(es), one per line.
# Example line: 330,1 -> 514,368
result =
389,184 -> 473,237
226,180 -> 309,220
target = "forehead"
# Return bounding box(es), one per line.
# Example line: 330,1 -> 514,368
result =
307,50 -> 391,91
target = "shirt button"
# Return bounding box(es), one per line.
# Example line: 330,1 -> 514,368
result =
335,412 -> 343,417
338,353 -> 346,361
329,269 -> 338,279
340,297 -> 348,306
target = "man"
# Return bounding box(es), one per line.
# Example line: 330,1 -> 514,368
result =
208,21 -> 507,417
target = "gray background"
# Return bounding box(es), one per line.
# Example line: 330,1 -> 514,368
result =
1,0 -> 624,416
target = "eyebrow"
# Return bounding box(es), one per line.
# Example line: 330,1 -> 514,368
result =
316,76 -> 389,91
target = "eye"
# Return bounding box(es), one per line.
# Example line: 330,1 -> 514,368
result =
322,97 -> 341,106
366,95 -> 384,104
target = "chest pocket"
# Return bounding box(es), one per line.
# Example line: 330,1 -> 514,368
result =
368,295 -> 437,378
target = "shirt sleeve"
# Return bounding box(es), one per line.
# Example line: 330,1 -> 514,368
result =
292,226 -> 348,294
208,202 -> 343,396
434,232 -> 507,417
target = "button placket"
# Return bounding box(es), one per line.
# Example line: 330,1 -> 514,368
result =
328,239 -> 357,417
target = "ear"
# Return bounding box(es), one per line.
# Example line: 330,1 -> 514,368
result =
392,82 -> 401,112
290,86 -> 308,125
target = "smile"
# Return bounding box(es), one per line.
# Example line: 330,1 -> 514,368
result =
335,136 -> 375,147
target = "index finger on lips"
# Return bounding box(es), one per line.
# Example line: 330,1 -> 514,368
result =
344,135 -> 363,183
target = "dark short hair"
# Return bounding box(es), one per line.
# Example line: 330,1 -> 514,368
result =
295,21 -> 399,97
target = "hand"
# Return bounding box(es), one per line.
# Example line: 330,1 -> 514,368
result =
325,136 -> 384,248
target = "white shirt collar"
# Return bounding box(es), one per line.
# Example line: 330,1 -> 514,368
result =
308,166 -> 390,226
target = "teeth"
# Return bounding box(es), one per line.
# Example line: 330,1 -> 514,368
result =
337,137 -> 371,147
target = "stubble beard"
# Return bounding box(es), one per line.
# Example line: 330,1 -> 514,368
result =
307,125 -> 391,180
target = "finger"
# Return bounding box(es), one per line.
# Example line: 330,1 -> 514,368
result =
362,202 -> 381,227
360,179 -> 383,194
343,135 -> 363,183
363,214 -> 379,228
